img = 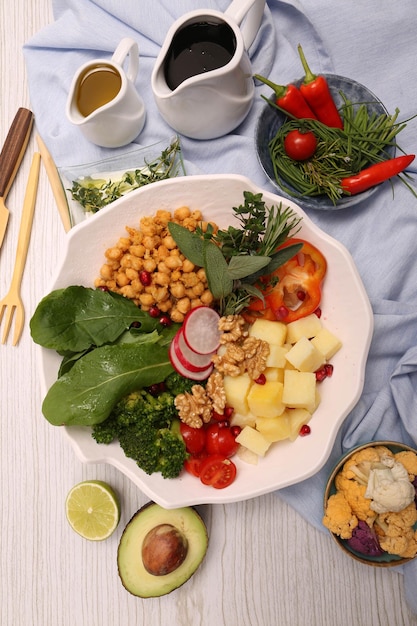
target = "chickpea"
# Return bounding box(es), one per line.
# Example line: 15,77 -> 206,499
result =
164,255 -> 182,270
143,235 -> 160,250
191,281 -> 205,296
155,210 -> 172,226
157,261 -> 170,274
153,272 -> 170,287
100,263 -> 114,281
117,237 -> 131,251
182,259 -> 195,273
105,247 -> 123,261
170,308 -> 185,324
197,268 -> 207,281
130,278 -> 143,294
158,300 -> 172,313
191,298 -> 203,309
119,285 -> 137,300
116,271 -> 130,287
156,245 -> 170,260
140,216 -> 159,236
174,206 -> 191,221
171,269 -> 181,282
162,235 -> 177,250
125,268 -> 139,281
151,286 -> 169,302
201,290 -> 214,305
130,244 -> 146,258
142,258 -> 157,273
176,297 -> 191,314
170,282 -> 186,299
139,293 -> 155,307
126,226 -> 143,244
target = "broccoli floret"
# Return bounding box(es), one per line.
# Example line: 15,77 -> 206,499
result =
164,371 -> 198,395
118,419 -> 187,479
91,386 -> 188,479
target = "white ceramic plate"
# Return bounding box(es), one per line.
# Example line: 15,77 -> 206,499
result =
38,174 -> 373,508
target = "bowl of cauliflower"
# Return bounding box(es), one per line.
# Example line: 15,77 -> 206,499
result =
323,441 -> 417,566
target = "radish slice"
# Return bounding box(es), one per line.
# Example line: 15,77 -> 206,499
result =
182,306 -> 221,355
173,328 -> 214,373
169,340 -> 214,381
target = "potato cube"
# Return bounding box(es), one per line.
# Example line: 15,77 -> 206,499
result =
235,425 -> 271,457
266,344 -> 289,369
311,327 -> 342,360
286,314 -> 322,344
247,381 -> 285,418
264,367 -> 284,383
223,373 -> 252,415
237,446 -> 259,465
285,336 -> 325,373
287,408 -> 312,441
256,413 -> 291,442
282,370 -> 316,409
249,319 -> 287,346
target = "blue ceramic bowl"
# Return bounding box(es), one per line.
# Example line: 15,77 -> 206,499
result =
256,74 -> 395,210
324,441 -> 417,567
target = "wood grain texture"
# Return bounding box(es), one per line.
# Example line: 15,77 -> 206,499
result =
1,2 -> 417,626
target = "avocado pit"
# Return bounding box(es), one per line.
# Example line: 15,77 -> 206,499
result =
142,523 -> 188,575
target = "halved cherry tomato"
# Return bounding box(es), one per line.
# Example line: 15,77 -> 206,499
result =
244,238 -> 327,324
205,423 -> 239,457
184,451 -> 209,477
199,455 -> 237,489
180,422 -> 206,455
284,129 -> 317,161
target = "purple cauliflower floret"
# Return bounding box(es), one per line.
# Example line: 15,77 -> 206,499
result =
413,476 -> 417,505
346,520 -> 385,557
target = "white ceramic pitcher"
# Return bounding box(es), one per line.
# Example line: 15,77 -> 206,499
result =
66,38 -> 146,148
151,0 -> 265,140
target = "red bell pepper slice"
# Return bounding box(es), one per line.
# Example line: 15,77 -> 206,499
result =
244,238 -> 327,324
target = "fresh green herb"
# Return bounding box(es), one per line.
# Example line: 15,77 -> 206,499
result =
168,191 -> 302,316
269,98 -> 413,203
69,138 -> 183,213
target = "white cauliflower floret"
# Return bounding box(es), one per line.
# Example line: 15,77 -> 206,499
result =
365,457 -> 415,514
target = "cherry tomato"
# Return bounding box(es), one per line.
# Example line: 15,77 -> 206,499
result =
179,422 -> 206,455
199,455 -> 237,489
284,129 -> 317,161
184,452 -> 209,477
205,423 -> 239,457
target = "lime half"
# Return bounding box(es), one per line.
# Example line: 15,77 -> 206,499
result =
65,480 -> 120,541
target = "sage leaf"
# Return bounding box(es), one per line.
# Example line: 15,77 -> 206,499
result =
263,242 -> 303,275
30,286 -> 158,353
203,240 -> 233,299
168,222 -> 205,266
42,342 -> 173,427
227,254 -> 271,279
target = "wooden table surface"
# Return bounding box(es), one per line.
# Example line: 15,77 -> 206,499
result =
1,2 -> 416,625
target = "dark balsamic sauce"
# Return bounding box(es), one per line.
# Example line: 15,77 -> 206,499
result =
164,21 -> 237,90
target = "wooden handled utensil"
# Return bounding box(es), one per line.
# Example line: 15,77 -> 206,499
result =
0,152 -> 40,345
0,108 -> 34,250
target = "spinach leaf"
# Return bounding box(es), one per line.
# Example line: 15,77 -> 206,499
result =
30,286 -> 159,353
42,342 -> 174,427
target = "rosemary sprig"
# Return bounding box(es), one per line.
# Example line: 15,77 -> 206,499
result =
69,138 -> 183,213
168,191 -> 302,316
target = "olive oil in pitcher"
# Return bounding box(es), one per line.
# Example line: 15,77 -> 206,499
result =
76,64 -> 122,117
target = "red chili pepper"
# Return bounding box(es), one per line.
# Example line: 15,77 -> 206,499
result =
254,74 -> 317,120
243,238 -> 327,324
297,45 -> 344,129
341,154 -> 415,195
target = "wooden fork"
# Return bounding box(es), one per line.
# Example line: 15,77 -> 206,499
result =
0,152 -> 40,345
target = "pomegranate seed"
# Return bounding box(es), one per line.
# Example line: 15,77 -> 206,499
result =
97,285 -> 109,292
129,321 -> 141,329
230,425 -> 242,438
324,363 -> 334,377
148,305 -> 161,318
159,314 -> 172,327
299,424 -> 311,436
315,367 -> 327,382
297,290 -> 306,301
212,411 -> 225,422
217,420 -> 230,429
274,305 -> 289,320
139,270 -> 152,286
224,406 -> 234,419
314,307 -> 322,318
254,373 -> 266,385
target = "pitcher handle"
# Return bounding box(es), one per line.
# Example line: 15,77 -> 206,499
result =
225,0 -> 265,50
111,37 -> 139,82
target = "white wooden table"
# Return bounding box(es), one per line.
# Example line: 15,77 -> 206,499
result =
1,2 -> 416,625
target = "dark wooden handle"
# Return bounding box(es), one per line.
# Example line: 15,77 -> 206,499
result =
0,108 -> 34,199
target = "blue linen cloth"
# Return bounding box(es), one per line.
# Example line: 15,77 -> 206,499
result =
24,0 -> 417,612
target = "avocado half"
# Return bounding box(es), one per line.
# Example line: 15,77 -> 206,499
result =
117,502 -> 208,597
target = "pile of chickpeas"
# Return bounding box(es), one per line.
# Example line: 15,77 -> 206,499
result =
94,206 -> 216,323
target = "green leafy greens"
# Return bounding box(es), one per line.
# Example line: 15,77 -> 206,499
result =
168,191 -> 302,316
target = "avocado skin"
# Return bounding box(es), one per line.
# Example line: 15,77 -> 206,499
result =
117,501 -> 208,597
